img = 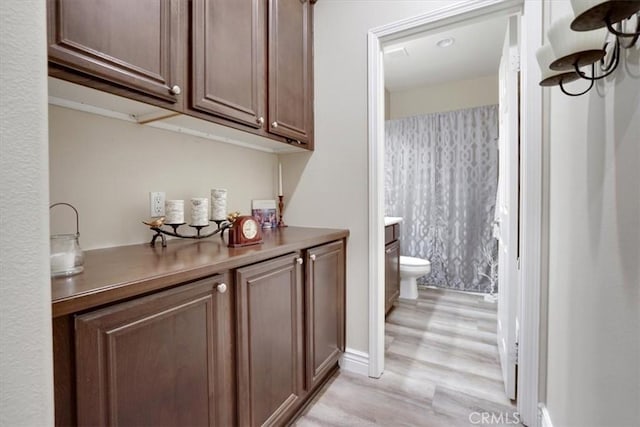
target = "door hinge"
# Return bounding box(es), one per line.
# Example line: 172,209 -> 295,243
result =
510,341 -> 519,365
517,257 -> 521,270
510,52 -> 520,72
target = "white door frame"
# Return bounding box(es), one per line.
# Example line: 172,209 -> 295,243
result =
366,1 -> 544,426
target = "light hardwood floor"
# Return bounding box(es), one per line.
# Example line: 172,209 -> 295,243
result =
295,287 -> 520,426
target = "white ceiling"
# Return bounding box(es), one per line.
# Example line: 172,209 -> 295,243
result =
384,15 -> 509,92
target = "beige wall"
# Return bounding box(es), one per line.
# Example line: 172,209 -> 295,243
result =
283,1 -> 450,354
0,0 -> 54,424
384,88 -> 391,120
544,1 -> 640,426
389,74 -> 499,119
49,106 -> 278,250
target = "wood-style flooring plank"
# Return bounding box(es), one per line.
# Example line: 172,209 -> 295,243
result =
295,287 -> 519,426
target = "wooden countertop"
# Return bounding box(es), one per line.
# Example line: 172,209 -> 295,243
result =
51,226 -> 349,318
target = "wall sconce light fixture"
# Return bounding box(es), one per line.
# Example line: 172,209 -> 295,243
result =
537,0 -> 639,96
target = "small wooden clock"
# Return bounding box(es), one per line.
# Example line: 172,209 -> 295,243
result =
227,215 -> 263,248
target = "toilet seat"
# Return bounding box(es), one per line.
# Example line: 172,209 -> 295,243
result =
400,256 -> 430,266
400,256 -> 431,273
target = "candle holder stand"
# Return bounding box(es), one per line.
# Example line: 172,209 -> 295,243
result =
146,219 -> 231,247
277,195 -> 288,228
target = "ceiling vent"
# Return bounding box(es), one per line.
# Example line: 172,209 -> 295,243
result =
383,46 -> 409,59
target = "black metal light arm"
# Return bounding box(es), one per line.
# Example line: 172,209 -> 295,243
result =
573,40 -> 620,81
560,64 -> 596,96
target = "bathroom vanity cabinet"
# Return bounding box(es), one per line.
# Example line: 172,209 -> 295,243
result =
52,227 -> 347,427
385,223 -> 400,315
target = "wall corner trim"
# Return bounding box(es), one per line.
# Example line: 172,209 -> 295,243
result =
539,404 -> 553,427
339,348 -> 369,377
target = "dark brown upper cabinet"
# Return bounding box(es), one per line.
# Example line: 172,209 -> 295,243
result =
191,0 -> 266,129
47,0 -> 314,150
47,0 -> 183,108
268,0 -> 314,147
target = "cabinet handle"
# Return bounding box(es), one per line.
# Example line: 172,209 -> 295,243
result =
170,85 -> 181,95
296,257 -> 303,265
216,283 -> 227,293
256,116 -> 265,125
272,121 -> 278,128
310,254 -> 316,261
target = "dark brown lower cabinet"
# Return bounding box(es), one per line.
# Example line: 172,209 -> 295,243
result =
54,236 -> 347,427
235,241 -> 346,427
74,274 -> 234,427
236,253 -> 305,427
306,241 -> 345,391
385,240 -> 400,315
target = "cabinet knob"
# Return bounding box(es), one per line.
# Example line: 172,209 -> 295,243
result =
272,121 -> 278,128
216,283 -> 227,293
296,257 -> 303,265
310,254 -> 316,261
170,85 -> 181,95
257,116 -> 265,125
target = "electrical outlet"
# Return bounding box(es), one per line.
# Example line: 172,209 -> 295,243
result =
149,192 -> 165,217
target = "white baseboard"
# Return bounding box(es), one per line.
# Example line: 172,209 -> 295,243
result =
538,404 -> 553,427
339,347 -> 369,376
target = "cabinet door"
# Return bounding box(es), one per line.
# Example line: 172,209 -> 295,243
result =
306,240 -> 345,391
268,0 -> 313,146
75,274 -> 234,427
47,0 -> 182,104
385,240 -> 400,315
191,0 -> 266,128
236,253 -> 304,427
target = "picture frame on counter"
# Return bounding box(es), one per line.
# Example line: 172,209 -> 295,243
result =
251,199 -> 277,229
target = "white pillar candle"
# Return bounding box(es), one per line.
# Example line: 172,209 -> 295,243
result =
548,15 -> 606,66
536,44 -> 563,80
165,200 -> 184,224
50,252 -> 75,273
571,0 -> 605,18
278,163 -> 283,196
210,189 -> 228,221
190,198 -> 209,226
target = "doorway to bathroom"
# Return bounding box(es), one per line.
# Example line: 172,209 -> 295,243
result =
383,8 -> 515,398
366,1 -> 544,425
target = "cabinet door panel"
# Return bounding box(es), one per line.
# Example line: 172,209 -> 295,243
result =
192,0 -> 265,128
48,0 -> 181,103
385,240 -> 400,315
75,274 -> 233,427
268,0 -> 313,145
236,253 -> 304,427
306,241 -> 345,390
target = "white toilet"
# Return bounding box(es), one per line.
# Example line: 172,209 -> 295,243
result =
399,256 -> 431,299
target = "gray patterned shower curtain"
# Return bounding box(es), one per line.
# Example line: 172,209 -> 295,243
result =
385,105 -> 499,293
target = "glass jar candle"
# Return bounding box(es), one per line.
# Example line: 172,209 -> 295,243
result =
50,203 -> 84,277
50,234 -> 84,277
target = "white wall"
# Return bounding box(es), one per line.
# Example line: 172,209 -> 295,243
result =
389,74 -> 498,119
283,1 -> 450,355
0,1 -> 54,425
544,1 -> 640,426
49,106 -> 278,249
